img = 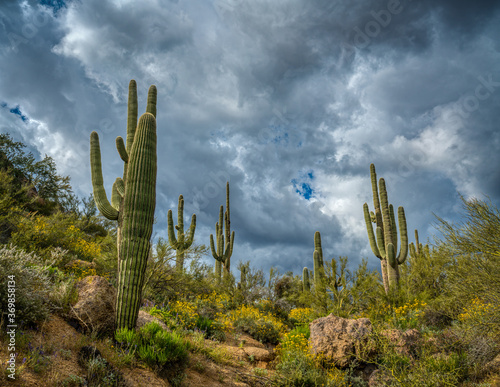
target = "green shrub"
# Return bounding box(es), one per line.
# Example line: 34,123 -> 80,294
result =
0,244 -> 53,328
115,322 -> 189,371
274,351 -> 328,386
195,315 -> 226,341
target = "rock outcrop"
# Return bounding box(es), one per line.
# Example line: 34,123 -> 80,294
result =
70,276 -> 116,334
309,314 -> 373,368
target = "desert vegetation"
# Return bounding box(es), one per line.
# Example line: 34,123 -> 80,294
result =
0,82 -> 498,386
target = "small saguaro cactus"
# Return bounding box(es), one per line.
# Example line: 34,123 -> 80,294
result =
302,267 -> 310,292
238,261 -> 249,289
210,182 -> 235,280
90,80 -> 157,331
409,229 -> 430,260
363,164 -> 408,294
167,195 -> 196,272
313,231 -> 328,312
313,231 -> 325,289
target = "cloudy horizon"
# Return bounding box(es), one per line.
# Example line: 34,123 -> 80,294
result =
1,0 -> 499,279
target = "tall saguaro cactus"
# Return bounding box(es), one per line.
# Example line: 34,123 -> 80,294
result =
167,195 -> 196,272
210,182 -> 235,280
363,164 -> 408,294
90,80 -> 157,331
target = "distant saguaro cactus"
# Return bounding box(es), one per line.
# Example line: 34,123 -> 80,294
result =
363,164 -> 408,294
90,80 -> 157,331
313,231 -> 325,290
168,195 -> 196,272
302,267 -> 310,292
210,182 -> 235,280
409,229 -> 430,260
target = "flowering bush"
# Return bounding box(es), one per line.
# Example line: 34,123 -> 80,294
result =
391,299 -> 427,330
229,305 -> 285,344
11,213 -> 101,262
288,307 -> 316,326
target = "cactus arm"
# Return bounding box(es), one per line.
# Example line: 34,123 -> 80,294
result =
225,182 -> 230,241
125,81 -> 138,155
396,206 -> 408,264
364,203 -> 381,258
116,136 -> 128,163
225,230 -> 235,259
314,231 -> 324,266
409,243 -> 416,259
177,195 -> 185,239
414,229 -> 420,254
111,178 -> 122,210
387,243 -> 396,268
370,164 -> 383,226
210,233 -> 218,260
115,177 -> 125,196
390,204 -> 397,253
379,178 -> 394,248
376,227 -> 386,258
186,214 -> 196,246
90,131 -> 119,220
146,85 -> 157,118
167,209 -> 179,247
122,80 -> 138,184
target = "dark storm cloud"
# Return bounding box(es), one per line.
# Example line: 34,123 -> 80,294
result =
0,0 -> 499,277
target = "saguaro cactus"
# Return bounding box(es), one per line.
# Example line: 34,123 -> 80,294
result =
210,182 -> 235,280
168,195 -> 196,272
312,231 -> 328,312
313,231 -> 325,289
302,267 -> 310,292
363,164 -> 408,294
409,229 -> 430,260
90,80 -> 157,331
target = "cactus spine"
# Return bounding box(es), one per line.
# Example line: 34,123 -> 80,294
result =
90,80 -> 157,331
302,267 -> 310,292
210,182 -> 235,280
363,164 -> 408,294
168,195 -> 196,272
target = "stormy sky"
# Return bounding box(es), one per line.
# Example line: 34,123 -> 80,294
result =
1,0 -> 499,279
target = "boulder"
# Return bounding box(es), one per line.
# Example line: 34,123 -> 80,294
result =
309,314 -> 373,368
136,310 -> 168,331
70,276 -> 116,334
380,328 -> 421,357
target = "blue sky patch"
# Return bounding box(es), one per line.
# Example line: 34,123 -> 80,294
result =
40,0 -> 67,13
9,105 -> 28,122
292,169 -> 315,200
